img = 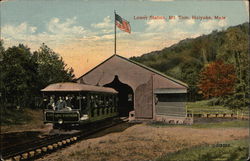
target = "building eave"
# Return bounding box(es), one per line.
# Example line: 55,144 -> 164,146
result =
77,54 -> 188,88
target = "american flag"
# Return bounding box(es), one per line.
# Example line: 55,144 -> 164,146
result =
115,13 -> 131,34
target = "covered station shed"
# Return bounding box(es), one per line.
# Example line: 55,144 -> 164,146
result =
77,54 -> 192,124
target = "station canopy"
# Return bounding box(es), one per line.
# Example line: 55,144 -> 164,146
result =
41,82 -> 118,93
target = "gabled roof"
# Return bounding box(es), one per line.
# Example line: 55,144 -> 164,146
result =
77,54 -> 188,88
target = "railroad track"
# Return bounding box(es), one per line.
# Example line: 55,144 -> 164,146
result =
1,117 -> 128,161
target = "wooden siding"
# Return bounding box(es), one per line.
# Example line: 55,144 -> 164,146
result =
77,55 -> 187,119
155,93 -> 186,117
135,77 -> 153,118
156,102 -> 186,117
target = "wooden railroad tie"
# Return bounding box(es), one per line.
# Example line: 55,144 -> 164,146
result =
53,143 -> 58,148
36,149 -> 42,154
66,139 -> 71,143
57,141 -> 63,146
29,151 -> 35,157
62,140 -> 67,144
47,145 -> 53,150
42,147 -> 47,152
21,153 -> 28,159
13,156 -> 21,161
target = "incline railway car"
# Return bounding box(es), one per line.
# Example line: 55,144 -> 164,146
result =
41,82 -> 118,128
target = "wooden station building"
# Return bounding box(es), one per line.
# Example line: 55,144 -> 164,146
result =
77,54 -> 191,124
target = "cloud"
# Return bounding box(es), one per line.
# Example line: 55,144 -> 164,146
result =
199,19 -> 227,31
47,17 -> 86,35
185,19 -> 195,26
2,17 -> 91,49
146,19 -> 168,31
145,15 -> 198,39
2,22 -> 37,37
170,29 -> 200,40
1,0 -> 15,3
149,0 -> 174,1
148,15 -> 196,30
167,15 -> 179,26
91,16 -> 112,29
243,0 -> 249,16
91,16 -> 113,34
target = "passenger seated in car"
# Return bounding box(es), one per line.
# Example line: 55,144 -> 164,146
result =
47,96 -> 55,110
56,97 -> 66,110
64,96 -> 72,111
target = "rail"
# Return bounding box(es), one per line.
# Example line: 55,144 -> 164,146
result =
1,117 -> 128,161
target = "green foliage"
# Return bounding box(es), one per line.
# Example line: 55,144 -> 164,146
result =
186,100 -> 249,116
130,22 -> 249,105
0,40 -> 5,103
33,43 -> 74,90
0,42 -> 75,109
0,40 -> 4,60
218,25 -> 249,109
187,99 -> 223,109
1,44 -> 37,107
0,107 -> 32,125
149,120 -> 249,129
180,59 -> 203,101
156,139 -> 248,161
222,92 -> 249,110
191,120 -> 249,128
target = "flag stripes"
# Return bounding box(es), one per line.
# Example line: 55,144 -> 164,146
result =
115,13 -> 131,33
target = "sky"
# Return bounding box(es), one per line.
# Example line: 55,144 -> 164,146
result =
1,0 -> 249,78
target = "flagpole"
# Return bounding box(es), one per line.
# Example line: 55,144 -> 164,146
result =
114,10 -> 117,55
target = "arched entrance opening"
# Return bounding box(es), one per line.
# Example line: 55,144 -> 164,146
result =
104,75 -> 134,116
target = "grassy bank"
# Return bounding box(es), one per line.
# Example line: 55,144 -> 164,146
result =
150,120 -> 249,129
191,120 -> 249,128
187,100 -> 249,116
156,139 -> 249,161
1,108 -> 32,125
0,108 -> 44,133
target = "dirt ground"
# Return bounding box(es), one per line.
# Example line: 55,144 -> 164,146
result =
37,123 -> 248,161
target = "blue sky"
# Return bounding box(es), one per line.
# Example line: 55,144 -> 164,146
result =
1,0 -> 249,77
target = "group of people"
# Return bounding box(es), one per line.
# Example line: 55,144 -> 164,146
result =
46,95 -> 114,111
47,96 -> 74,111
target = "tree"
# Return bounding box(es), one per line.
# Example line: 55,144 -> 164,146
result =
180,59 -> 203,101
0,40 -> 4,61
33,43 -> 75,90
198,60 -> 236,99
1,44 -> 37,108
0,40 -> 5,105
217,25 -> 249,109
1,42 -> 75,109
130,23 -> 248,103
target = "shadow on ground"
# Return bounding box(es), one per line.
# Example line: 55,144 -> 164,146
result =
0,131 -> 42,150
86,122 -> 139,139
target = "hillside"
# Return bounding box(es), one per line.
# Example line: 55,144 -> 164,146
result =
130,22 -> 249,101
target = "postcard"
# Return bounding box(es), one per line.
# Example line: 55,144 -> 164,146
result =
0,0 -> 249,161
